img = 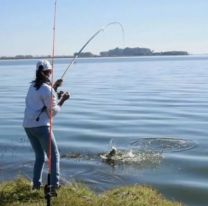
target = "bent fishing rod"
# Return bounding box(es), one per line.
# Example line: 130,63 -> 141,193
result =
36,22 -> 125,120
60,21 -> 125,80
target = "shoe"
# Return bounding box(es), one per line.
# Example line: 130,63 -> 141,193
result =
32,185 -> 41,190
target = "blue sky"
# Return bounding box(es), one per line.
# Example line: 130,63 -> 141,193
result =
1,0 -> 208,56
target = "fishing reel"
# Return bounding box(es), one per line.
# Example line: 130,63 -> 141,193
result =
44,184 -> 57,198
44,174 -> 58,206
57,90 -> 64,99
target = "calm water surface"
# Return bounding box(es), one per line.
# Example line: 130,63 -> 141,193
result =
0,56 -> 208,206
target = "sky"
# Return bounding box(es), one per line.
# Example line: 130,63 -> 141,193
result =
1,0 -> 208,56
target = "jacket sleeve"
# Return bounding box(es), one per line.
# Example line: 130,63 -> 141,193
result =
41,85 -> 61,117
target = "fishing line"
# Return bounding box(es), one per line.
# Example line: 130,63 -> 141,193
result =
60,21 -> 125,80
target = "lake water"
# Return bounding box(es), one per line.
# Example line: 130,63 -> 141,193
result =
0,56 -> 208,206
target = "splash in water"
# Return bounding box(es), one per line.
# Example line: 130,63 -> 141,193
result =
61,138 -> 196,167
100,148 -> 162,166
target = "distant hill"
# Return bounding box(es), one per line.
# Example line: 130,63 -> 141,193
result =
99,47 -> 188,57
0,47 -> 189,60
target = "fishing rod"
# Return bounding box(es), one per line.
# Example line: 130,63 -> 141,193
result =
60,21 -> 125,80
44,0 -> 57,206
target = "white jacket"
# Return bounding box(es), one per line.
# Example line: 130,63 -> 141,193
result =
23,83 -> 61,128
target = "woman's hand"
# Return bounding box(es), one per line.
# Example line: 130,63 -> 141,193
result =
53,79 -> 63,91
62,92 -> 70,101
58,92 -> 70,106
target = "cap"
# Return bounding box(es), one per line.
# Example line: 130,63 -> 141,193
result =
36,60 -> 52,71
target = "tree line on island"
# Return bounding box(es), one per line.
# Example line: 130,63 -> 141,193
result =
77,47 -> 188,57
0,47 -> 188,60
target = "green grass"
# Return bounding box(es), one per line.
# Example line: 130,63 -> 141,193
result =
0,178 -> 182,206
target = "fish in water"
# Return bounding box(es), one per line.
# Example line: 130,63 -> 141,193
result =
100,146 -> 117,162
107,146 -> 117,158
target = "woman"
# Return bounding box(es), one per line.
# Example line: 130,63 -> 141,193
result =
23,59 -> 70,190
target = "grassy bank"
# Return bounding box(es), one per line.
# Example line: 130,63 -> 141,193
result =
0,178 -> 182,206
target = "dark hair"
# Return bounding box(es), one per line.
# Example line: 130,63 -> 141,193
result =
32,65 -> 51,90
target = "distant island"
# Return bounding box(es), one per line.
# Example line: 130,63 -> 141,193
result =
0,47 -> 189,60
77,47 -> 189,57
